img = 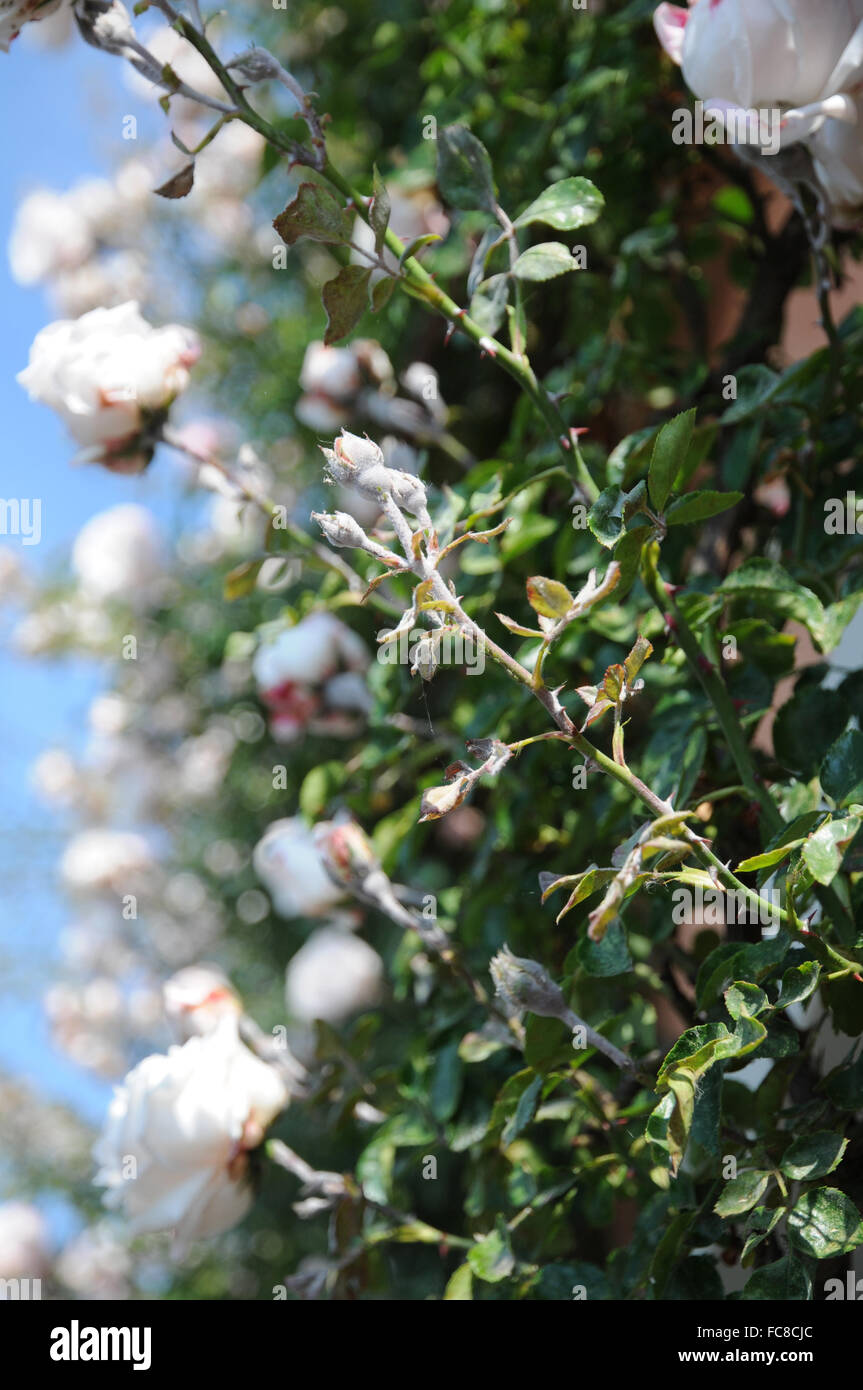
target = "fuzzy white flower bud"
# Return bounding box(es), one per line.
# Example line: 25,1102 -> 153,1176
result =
489,945 -> 569,1020
311,510 -> 370,550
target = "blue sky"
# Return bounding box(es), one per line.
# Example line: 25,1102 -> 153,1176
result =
0,24 -> 181,1126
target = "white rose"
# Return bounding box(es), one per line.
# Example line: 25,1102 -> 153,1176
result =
60,829 -> 156,895
655,0 -> 863,220
0,0 -> 62,52
253,612 -> 369,693
17,301 -> 200,467
163,964 -> 242,1040
71,504 -> 163,603
0,1202 -> 49,1278
93,1017 -> 287,1250
253,817 -> 346,919
285,927 -> 383,1023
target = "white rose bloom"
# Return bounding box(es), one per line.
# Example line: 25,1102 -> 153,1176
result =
60,829 -> 156,895
655,0 -> 863,222
253,613 -> 369,694
0,1202 -> 49,1278
286,927 -> 384,1023
253,817 -> 345,919
93,1016 -> 287,1249
72,504 -> 163,603
8,188 -> 93,285
0,0 -> 62,52
17,301 -> 200,465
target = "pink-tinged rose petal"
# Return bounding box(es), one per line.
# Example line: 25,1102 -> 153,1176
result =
654,4 -> 690,65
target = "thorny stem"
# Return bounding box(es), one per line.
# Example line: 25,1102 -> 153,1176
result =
140,7 -> 598,499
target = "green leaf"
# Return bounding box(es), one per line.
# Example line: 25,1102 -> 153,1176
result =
624,634 -> 653,685
719,559 -> 827,649
429,1040 -> 463,1123
802,814 -> 861,885
775,961 -> 820,1009
774,687 -> 850,775
825,1053 -> 863,1111
652,1023 -> 755,1175
469,273 -> 510,334
724,981 -> 768,1021
322,264 -> 372,344
371,277 -> 395,313
467,224 -> 501,297
821,728 -> 863,806
273,182 -> 353,246
741,1256 -> 811,1300
781,1132 -> 848,1182
223,559 -> 262,600
588,485 -> 624,548
648,409 -> 695,513
512,241 -> 578,282
299,761 -> 345,819
369,165 -> 391,255
443,1263 -> 473,1300
575,918 -> 633,977
714,1170 -> 772,1218
436,124 -> 496,212
467,1218 -> 515,1283
526,575 -> 573,619
502,1073 -> 543,1145
787,1187 -> 863,1259
741,1206 -> 783,1264
736,842 -> 805,873
399,232 -> 442,266
613,524 -> 648,599
648,1209 -> 696,1298
514,176 -> 604,231
665,490 -> 742,526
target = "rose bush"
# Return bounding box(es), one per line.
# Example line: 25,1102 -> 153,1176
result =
3,0 -> 863,1307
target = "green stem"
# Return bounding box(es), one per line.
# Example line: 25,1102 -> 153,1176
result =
640,541 -> 856,944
